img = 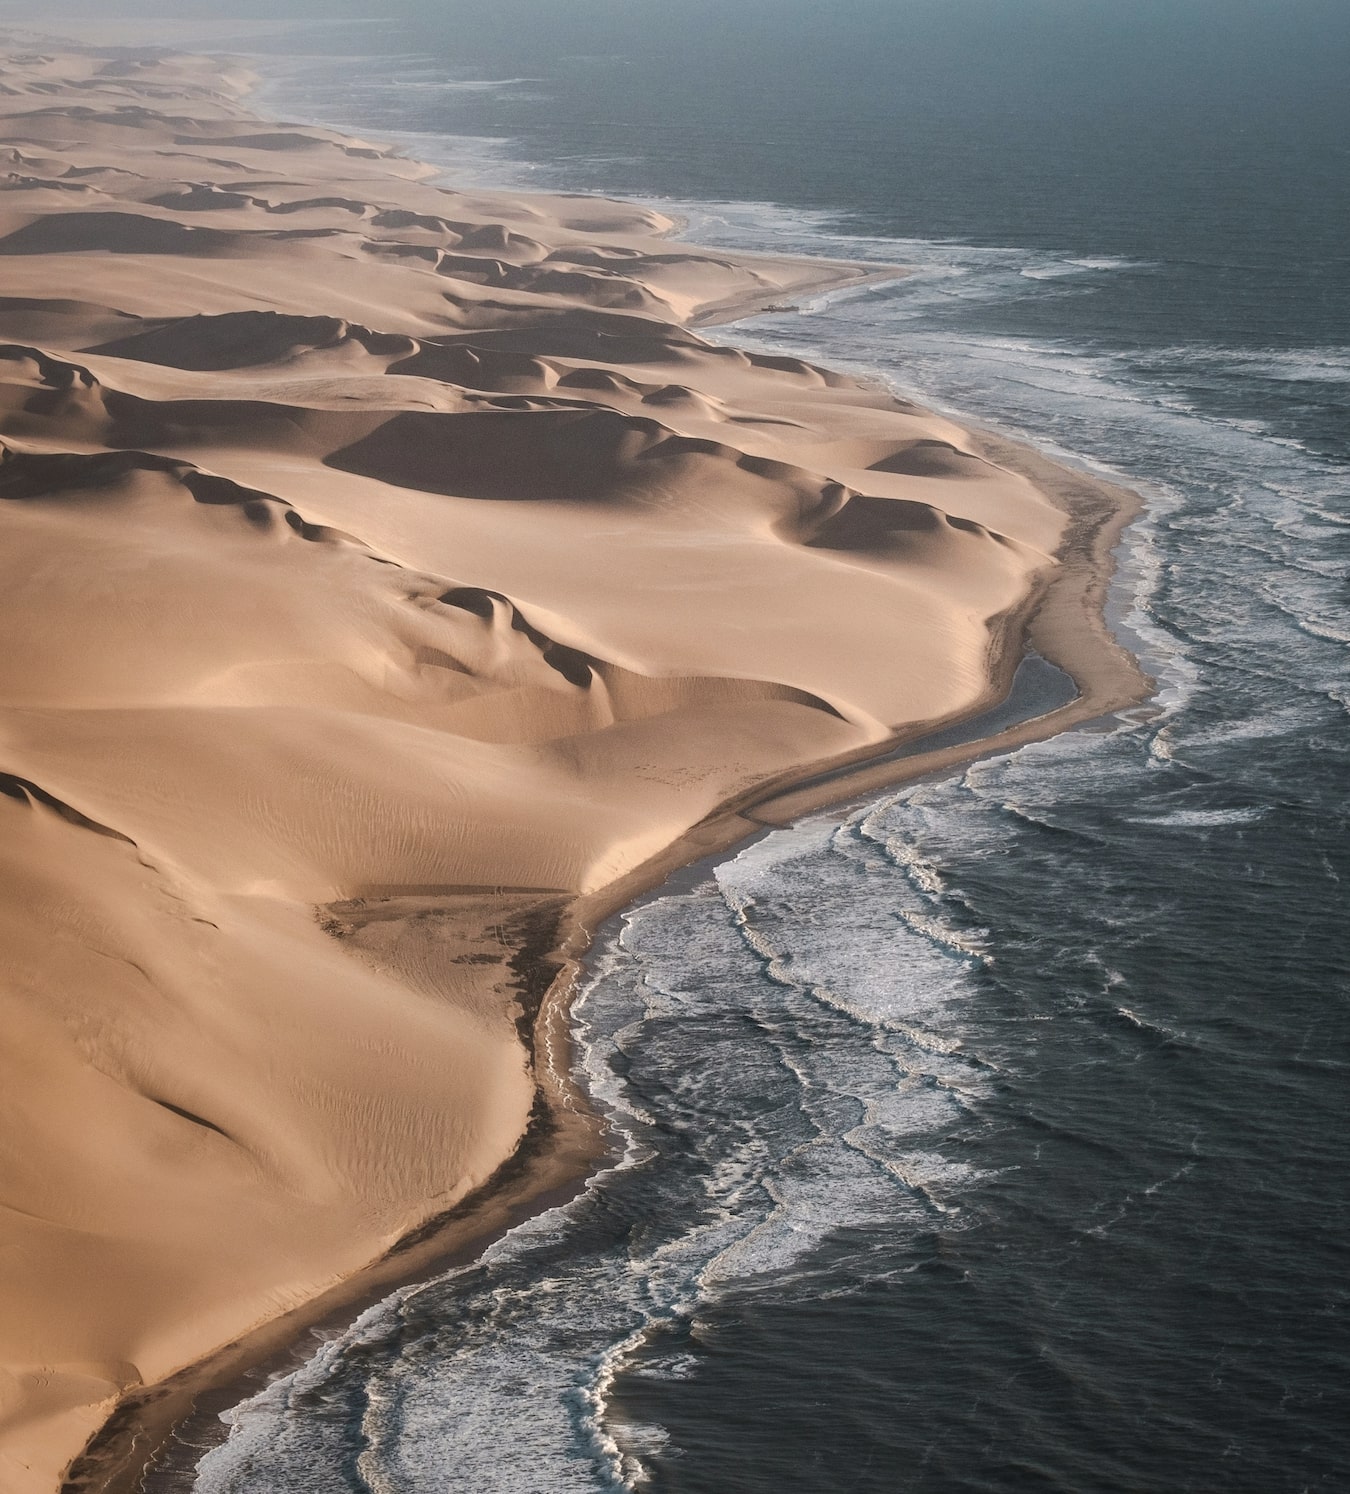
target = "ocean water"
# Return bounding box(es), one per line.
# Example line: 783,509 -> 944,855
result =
171,6 -> 1347,1490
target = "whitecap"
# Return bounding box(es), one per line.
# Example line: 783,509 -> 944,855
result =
1122,807 -> 1265,827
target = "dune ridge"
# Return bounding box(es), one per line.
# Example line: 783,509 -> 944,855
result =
0,30 -> 1148,1494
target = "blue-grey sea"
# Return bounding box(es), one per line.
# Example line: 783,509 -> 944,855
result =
164,5 -> 1349,1490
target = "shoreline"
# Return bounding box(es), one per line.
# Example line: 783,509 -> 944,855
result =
0,30 -> 1147,1493
68,396 -> 1151,1491
88,439 -> 1150,1494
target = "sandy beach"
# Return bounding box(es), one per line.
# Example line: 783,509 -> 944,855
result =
0,29 -> 1149,1493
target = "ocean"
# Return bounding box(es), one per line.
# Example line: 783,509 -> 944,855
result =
163,4 -> 1349,1489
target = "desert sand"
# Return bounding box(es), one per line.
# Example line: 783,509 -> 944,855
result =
0,29 -> 1148,1494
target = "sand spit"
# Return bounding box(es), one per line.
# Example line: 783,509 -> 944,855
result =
0,32 -> 1148,1494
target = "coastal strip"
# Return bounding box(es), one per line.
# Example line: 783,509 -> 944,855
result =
0,31 -> 1148,1494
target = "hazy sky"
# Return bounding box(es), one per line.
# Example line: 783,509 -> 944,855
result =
2,0 -> 1345,136
4,0 -> 1347,30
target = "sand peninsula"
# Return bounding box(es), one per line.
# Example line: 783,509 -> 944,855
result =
0,29 -> 1149,1493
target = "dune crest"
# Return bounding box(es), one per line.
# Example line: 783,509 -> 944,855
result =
0,30 -> 1142,1494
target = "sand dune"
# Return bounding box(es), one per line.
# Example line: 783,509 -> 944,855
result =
0,30 -> 1143,1494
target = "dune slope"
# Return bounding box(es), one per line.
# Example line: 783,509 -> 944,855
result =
0,32 -> 1127,1494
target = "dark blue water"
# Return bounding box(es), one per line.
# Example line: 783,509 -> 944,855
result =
187,6 -> 1349,1490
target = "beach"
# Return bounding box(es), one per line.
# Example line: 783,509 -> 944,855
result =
0,29 -> 1148,1494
